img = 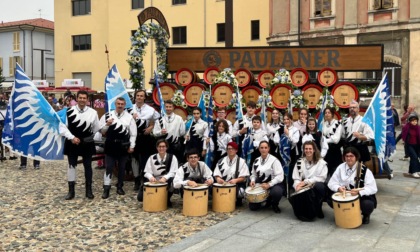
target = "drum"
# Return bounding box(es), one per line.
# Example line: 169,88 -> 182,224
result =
143,182 -> 168,212
245,185 -> 269,203
183,185 -> 209,217
212,183 -> 237,213
332,192 -> 362,229
288,186 -> 317,221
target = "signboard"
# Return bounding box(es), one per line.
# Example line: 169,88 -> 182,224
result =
62,79 -> 84,87
167,45 -> 383,72
137,7 -> 170,37
33,80 -> 49,88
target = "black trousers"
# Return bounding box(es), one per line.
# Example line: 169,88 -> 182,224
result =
68,153 -> 93,183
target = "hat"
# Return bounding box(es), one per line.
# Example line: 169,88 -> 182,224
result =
227,142 -> 239,150
408,113 -> 419,122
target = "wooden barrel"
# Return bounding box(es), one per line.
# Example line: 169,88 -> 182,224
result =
257,70 -> 275,88
212,83 -> 234,107
175,68 -> 199,86
315,111 -> 342,120
203,67 -> 219,85
332,82 -> 359,108
234,68 -> 254,87
270,84 -> 292,109
290,68 -> 309,87
302,84 -> 323,108
318,68 -> 337,87
152,83 -> 176,106
173,106 -> 188,121
183,83 -> 205,107
365,154 -> 380,175
241,86 -> 261,104
292,108 -> 299,121
225,109 -> 237,125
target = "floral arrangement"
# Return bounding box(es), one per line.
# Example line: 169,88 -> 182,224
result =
213,68 -> 238,87
316,89 -> 339,112
228,92 -> 244,110
171,90 -> 188,109
290,89 -> 308,109
357,85 -> 376,95
127,22 -> 169,89
268,68 -> 292,90
257,90 -> 274,109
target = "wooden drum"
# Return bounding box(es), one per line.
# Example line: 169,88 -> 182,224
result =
143,182 -> 168,212
183,185 -> 209,217
212,183 -> 236,213
332,192 -> 362,229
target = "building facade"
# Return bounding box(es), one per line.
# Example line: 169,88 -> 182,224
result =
54,0 -> 270,91
0,18 -> 54,84
268,0 -> 420,108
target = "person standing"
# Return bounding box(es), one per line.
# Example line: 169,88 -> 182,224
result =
293,108 -> 309,157
213,107 -> 233,136
402,113 -> 420,177
153,100 -> 185,163
184,107 -> 208,156
232,101 -> 257,156
59,90 -> 100,200
100,97 -> 137,199
321,107 -> 343,176
131,90 -> 160,191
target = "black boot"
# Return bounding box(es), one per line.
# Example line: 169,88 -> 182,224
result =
134,176 -> 140,191
65,182 -> 75,200
102,185 -> 111,199
362,215 -> 370,224
167,192 -> 173,208
86,182 -> 94,199
117,187 -> 125,195
137,187 -> 143,202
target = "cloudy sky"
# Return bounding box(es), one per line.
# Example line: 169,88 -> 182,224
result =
0,0 -> 54,22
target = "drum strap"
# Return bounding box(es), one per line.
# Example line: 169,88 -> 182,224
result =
235,157 -> 240,179
164,154 -> 173,174
354,162 -> 366,188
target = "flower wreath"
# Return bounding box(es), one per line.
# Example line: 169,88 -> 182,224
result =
213,68 -> 239,87
257,90 -> 274,109
290,89 -> 308,110
127,22 -> 169,89
315,89 -> 339,112
268,68 -> 293,90
171,90 -> 188,109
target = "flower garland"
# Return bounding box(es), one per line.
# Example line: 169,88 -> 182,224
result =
290,89 -> 308,109
127,22 -> 169,89
315,89 -> 339,112
268,68 -> 292,90
171,90 -> 188,109
213,68 -> 239,87
257,90 -> 274,109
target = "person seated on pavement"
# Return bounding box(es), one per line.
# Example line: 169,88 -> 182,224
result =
328,147 -> 378,224
173,148 -> 213,196
248,141 -> 285,213
213,141 -> 249,206
137,139 -> 178,207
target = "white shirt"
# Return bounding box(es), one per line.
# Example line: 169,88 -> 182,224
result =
187,118 -> 209,139
99,110 -> 137,148
144,153 -> 178,181
273,125 -> 300,150
59,105 -> 100,140
328,162 -> 378,197
292,157 -> 328,189
249,128 -> 269,148
207,132 -> 232,155
250,154 -> 284,187
266,122 -> 281,140
153,113 -> 186,142
341,115 -> 374,143
173,161 -> 214,189
322,119 -> 342,144
213,155 -> 250,181
293,120 -> 306,136
232,114 -> 255,137
301,133 -> 329,158
131,103 -> 160,128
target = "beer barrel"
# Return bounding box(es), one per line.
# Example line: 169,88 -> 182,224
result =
332,82 -> 359,108
290,68 -> 309,87
315,111 -> 342,120
269,84 -> 292,109
241,86 -> 261,104
152,83 -> 177,106
302,84 -> 322,108
175,68 -> 199,86
225,109 -> 237,125
203,67 -> 219,85
318,68 -> 337,87
292,108 -> 299,121
234,68 -> 254,87
212,83 -> 234,107
257,70 -> 275,88
173,106 -> 188,121
183,83 -> 205,107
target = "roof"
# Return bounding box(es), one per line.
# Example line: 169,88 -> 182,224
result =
0,18 -> 54,30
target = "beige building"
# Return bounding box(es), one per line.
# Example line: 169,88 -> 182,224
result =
268,0 -> 420,108
54,0 -> 270,91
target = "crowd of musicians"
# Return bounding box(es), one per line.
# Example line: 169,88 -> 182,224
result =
61,89 -> 379,225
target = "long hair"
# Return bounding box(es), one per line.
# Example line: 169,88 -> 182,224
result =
302,141 -> 320,163
305,117 -> 318,134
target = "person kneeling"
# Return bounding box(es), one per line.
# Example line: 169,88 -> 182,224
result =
328,147 -> 378,224
248,141 -> 284,213
137,139 -> 178,207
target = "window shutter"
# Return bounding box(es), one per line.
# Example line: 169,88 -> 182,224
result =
373,0 -> 381,10
322,0 -> 332,16
383,0 -> 393,8
9,57 -> 13,76
0,57 -> 3,69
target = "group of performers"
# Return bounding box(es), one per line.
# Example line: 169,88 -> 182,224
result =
60,89 -> 378,225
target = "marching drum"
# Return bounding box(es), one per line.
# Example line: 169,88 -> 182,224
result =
183,185 -> 209,217
212,183 -> 237,213
143,182 -> 168,212
332,192 -> 362,228
245,185 -> 269,203
288,186 -> 317,221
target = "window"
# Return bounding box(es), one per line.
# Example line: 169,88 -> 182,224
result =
251,20 -> 260,40
9,56 -> 22,76
72,0 -> 91,16
315,0 -> 332,16
367,62 -> 401,96
73,34 -> 91,51
172,0 -> 186,4
373,0 -> 393,10
217,23 -> 225,42
132,0 -> 144,9
13,32 -> 20,51
172,27 -> 187,45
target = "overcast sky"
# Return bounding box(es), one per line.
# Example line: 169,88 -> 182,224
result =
0,0 -> 54,23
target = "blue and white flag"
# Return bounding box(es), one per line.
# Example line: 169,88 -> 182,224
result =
197,92 -> 207,121
260,89 -> 267,126
279,134 -> 291,176
362,73 -> 396,171
241,128 -> 254,167
154,70 -> 166,117
2,63 -> 65,160
105,64 -> 133,112
205,91 -> 214,167
317,90 -> 329,131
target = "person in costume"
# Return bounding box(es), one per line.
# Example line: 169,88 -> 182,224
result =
321,107 -> 343,176
185,107 -> 208,157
